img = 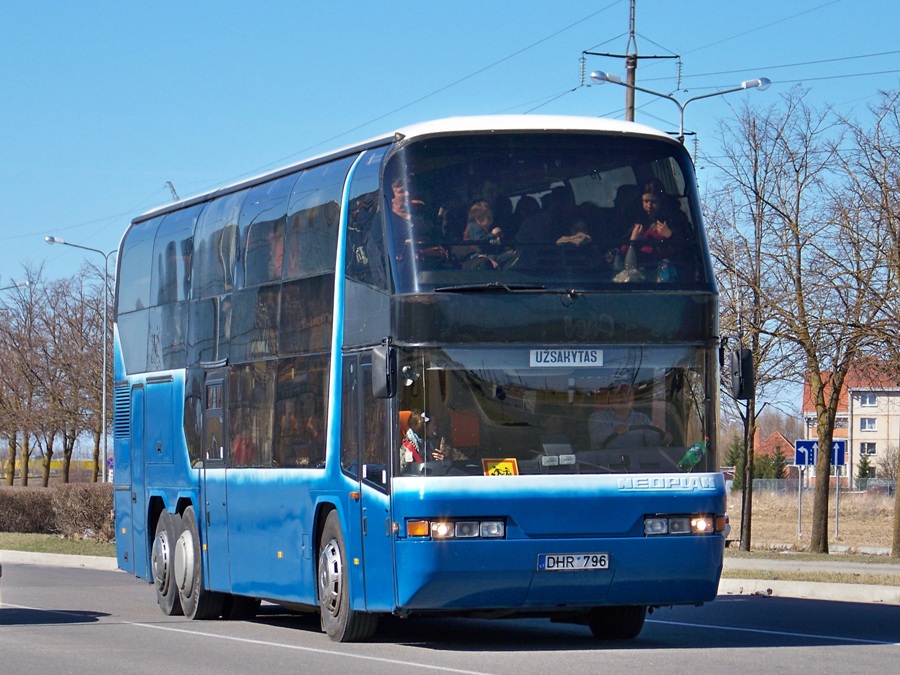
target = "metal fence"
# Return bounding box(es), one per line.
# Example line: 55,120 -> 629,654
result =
749,478 -> 896,496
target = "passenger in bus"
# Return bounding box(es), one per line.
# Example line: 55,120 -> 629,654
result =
589,382 -> 670,450
512,194 -> 541,235
516,185 -> 577,245
456,199 -> 506,268
478,179 -> 515,241
400,409 -> 453,467
608,184 -> 640,241
389,178 -> 449,265
621,181 -> 688,273
556,219 -> 592,247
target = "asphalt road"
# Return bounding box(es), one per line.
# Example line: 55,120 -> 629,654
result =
2,559 -> 899,674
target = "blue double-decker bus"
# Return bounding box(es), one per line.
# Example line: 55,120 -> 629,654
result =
113,115 -> 728,642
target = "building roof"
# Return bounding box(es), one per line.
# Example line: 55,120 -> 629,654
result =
754,430 -> 793,458
801,360 -> 900,415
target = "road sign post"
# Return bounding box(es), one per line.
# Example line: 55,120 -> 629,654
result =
793,440 -> 817,539
794,439 -> 847,538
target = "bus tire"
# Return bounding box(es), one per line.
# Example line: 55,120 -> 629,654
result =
317,511 -> 378,642
587,605 -> 646,640
151,511 -> 183,616
173,506 -> 223,620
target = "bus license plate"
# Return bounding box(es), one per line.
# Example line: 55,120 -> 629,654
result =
538,553 -> 609,571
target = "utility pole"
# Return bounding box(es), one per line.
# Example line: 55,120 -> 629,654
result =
624,0 -> 637,121
583,0 -> 678,122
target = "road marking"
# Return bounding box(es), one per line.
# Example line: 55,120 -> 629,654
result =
131,622 -> 496,674
648,619 -> 900,646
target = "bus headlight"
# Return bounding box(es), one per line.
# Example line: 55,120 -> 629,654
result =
406,519 -> 506,539
480,521 -> 505,538
454,521 -> 480,538
431,521 -> 455,538
644,517 -> 668,535
644,514 -> 718,536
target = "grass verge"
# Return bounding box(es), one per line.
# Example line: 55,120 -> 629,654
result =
725,548 -> 900,565
0,532 -> 116,558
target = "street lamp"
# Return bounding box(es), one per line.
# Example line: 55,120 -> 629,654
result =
590,71 -> 771,143
0,280 -> 29,292
45,235 -> 116,482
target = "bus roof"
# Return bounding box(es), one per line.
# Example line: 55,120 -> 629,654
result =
394,114 -> 670,140
133,115 -> 673,225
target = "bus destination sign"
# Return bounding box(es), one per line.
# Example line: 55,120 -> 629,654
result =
530,349 -> 603,367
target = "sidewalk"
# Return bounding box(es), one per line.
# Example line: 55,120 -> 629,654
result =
720,553 -> 900,605
0,549 -> 119,571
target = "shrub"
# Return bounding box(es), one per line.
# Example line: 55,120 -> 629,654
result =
51,483 -> 115,542
0,483 -> 114,542
0,486 -> 55,534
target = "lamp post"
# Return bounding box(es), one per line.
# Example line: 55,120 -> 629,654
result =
0,280 -> 29,292
590,71 -> 771,143
45,236 -> 116,482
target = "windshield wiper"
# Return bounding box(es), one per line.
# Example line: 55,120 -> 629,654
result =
434,282 -> 547,293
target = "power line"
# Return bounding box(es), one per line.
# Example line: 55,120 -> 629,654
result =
682,0 -> 844,56
647,49 -> 900,83
258,2 -> 623,172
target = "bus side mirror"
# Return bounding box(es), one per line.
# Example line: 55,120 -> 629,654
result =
372,343 -> 396,399
730,348 -> 755,400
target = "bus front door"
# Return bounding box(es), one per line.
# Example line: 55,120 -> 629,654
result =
343,357 -> 395,612
200,371 -> 230,591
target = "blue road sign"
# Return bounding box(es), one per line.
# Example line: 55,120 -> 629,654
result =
830,440 -> 846,467
794,439 -> 817,466
794,439 -> 846,466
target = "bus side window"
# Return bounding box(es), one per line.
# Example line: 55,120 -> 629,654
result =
360,362 -> 388,489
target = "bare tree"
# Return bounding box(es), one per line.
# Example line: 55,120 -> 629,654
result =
831,88 -> 900,556
0,263 -> 109,486
706,87 -> 888,553
756,406 -> 804,443
0,277 -> 43,485
878,445 -> 899,483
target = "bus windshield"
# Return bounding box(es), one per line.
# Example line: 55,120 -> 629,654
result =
383,132 -> 708,293
396,345 -> 712,477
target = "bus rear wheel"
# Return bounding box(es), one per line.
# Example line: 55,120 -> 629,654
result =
317,511 -> 378,642
151,511 -> 183,616
173,506 -> 223,620
587,605 -> 646,640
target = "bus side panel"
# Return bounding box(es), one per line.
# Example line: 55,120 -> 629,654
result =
113,391 -> 134,575
224,470 -> 324,604
129,386 -> 149,580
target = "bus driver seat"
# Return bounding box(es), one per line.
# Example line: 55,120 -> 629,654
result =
399,410 -> 412,439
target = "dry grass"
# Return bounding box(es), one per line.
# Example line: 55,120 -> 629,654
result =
722,568 -> 900,585
727,489 -> 896,552
0,532 -> 115,557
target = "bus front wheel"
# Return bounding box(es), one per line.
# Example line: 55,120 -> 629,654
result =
151,511 -> 183,616
587,605 -> 646,640
173,506 -> 223,620
317,511 -> 378,642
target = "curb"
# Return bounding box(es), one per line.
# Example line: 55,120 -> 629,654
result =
0,550 -> 119,571
718,578 -> 900,605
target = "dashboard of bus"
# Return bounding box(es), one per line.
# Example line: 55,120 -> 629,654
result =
394,345 -> 715,477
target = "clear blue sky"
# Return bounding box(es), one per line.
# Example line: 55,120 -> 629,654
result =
1,0 -> 897,283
